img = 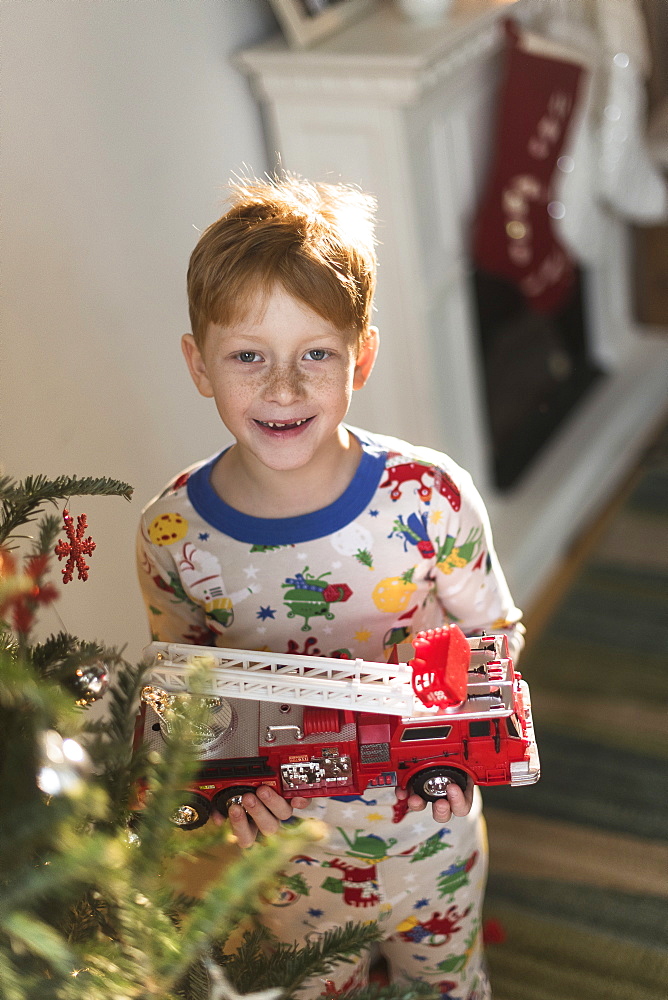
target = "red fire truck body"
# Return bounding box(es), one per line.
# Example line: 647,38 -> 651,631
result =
135,626 -> 539,829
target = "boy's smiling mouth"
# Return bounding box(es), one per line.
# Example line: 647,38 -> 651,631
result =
254,416 -> 315,432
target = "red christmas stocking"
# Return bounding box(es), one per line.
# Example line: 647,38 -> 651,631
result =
473,20 -> 587,314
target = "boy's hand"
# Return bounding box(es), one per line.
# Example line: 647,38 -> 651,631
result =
216,785 -> 309,849
396,776 -> 475,824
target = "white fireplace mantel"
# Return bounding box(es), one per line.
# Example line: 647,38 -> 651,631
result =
237,0 -> 668,609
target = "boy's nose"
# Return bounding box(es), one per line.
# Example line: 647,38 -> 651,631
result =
262,362 -> 305,403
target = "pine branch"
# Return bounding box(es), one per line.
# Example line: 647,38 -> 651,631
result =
201,923 -> 431,1000
169,821 -> 327,986
1,912 -> 75,976
29,633 -> 119,681
0,652 -> 93,881
0,646 -> 76,725
0,474 -> 133,547
0,823 -> 124,918
0,474 -> 15,497
33,514 -> 63,555
223,925 -> 268,986
175,959 -> 212,1000
335,983 -> 437,1000
0,948 -> 28,1000
83,656 -> 145,746
82,658 -> 148,824
0,628 -> 18,658
127,707 -> 206,881
2,629 -> 399,1000
29,632 -> 81,671
64,891 -> 118,945
239,922 -> 383,998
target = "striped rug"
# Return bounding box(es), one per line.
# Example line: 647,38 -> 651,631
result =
482,418 -> 668,1000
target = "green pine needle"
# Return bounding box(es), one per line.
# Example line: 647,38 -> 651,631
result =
29,633 -> 119,681
232,921 -> 383,998
1,912 -> 75,975
335,983 -> 438,1000
0,474 -> 133,547
33,514 -> 63,555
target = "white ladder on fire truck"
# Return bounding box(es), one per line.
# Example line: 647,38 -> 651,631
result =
144,635 -> 515,718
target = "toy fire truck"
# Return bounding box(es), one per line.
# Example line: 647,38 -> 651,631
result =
135,624 -> 539,829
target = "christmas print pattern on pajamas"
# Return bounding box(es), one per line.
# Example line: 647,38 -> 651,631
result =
137,427 -> 523,1000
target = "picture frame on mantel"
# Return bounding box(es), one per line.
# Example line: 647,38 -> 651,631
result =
268,0 -> 377,48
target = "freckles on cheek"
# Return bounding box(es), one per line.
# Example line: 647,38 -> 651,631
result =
312,373 -> 352,410
216,373 -> 256,415
307,363 -> 354,397
308,370 -> 333,392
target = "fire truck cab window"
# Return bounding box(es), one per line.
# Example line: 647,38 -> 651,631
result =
469,720 -> 491,737
400,725 -> 452,742
506,714 -> 521,737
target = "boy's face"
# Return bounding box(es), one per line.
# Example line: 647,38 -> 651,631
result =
182,284 -> 377,478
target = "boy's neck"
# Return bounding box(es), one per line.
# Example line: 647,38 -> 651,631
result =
210,426 -> 362,519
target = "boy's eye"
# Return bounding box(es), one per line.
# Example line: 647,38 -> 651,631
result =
303,349 -> 330,361
237,351 -> 261,363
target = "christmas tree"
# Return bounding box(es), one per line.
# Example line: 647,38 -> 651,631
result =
0,473 -> 428,1000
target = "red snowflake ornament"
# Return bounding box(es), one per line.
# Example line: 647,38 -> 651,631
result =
55,509 -> 96,583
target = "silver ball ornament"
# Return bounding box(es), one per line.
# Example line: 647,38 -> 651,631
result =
69,662 -> 109,706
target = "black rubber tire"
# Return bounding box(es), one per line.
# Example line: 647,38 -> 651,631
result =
410,766 -> 468,801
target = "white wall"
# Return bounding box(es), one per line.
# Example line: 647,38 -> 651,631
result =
0,0 -> 278,661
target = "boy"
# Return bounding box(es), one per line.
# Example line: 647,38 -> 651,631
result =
137,176 -> 523,1000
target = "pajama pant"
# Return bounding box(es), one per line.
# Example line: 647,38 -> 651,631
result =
259,787 -> 491,1000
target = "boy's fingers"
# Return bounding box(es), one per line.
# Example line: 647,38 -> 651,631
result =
230,800 -> 284,844
224,786 -> 294,848
253,785 -> 295,820
228,804 -> 260,848
398,776 -> 475,823
231,787 -> 295,845
446,778 -> 475,817
226,786 -> 307,847
406,792 -> 428,813
431,798 -> 453,824
239,798 -> 284,835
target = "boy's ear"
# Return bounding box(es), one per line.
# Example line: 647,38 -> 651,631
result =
182,334 -> 214,398
353,326 -> 379,390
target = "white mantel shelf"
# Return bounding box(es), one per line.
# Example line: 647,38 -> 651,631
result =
238,0 -> 668,611
240,0 -> 525,99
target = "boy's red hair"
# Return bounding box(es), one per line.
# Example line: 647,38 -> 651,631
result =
187,175 -> 377,349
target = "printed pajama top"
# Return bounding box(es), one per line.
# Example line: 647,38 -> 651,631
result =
136,426 -> 523,848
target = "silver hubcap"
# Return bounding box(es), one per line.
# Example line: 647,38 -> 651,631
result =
422,774 -> 453,797
171,804 -> 199,826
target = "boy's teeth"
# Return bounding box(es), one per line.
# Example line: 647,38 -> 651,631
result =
263,418 -> 308,428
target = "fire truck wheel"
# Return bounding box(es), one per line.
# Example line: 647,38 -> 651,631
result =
170,793 -> 211,830
212,786 -> 257,819
411,766 -> 468,801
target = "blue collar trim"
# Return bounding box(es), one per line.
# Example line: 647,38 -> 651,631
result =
186,428 -> 387,545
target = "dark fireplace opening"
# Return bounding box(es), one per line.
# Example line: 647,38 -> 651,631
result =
472,266 -> 605,491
